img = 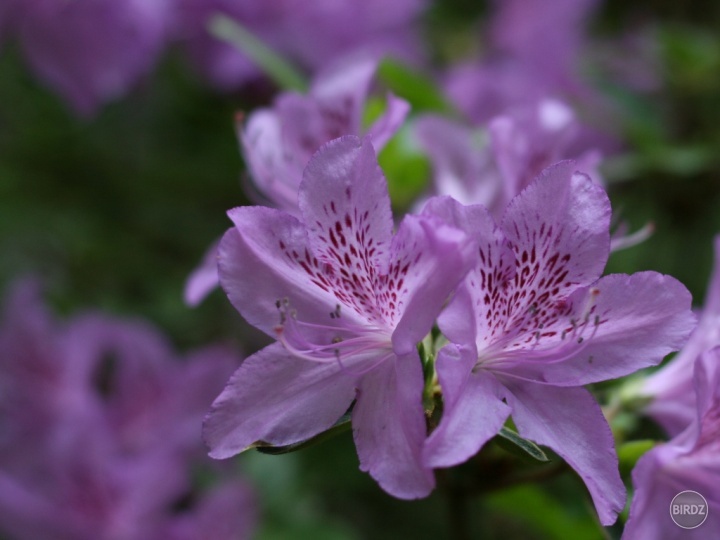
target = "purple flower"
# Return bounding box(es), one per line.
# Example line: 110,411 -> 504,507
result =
203,136 -> 476,499
174,0 -> 426,90
421,162 -> 695,525
414,100 -> 651,252
415,99 -> 602,216
15,0 -> 169,116
642,236 -> 720,436
623,347 -> 720,539
0,281 -> 256,540
241,54 -> 409,213
185,55 -> 409,305
444,0 -> 600,123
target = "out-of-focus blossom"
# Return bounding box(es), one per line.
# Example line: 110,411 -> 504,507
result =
421,162 -> 694,525
415,99 -> 601,216
623,347 -> 720,539
444,0 -> 604,125
240,54 -> 409,213
642,236 -> 720,436
173,0 -> 426,90
415,99 -> 652,252
185,55 -> 409,306
203,136 -> 475,499
14,0 -> 170,116
0,280 -> 256,540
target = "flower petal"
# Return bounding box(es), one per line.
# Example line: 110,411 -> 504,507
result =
365,92 -> 410,151
423,345 -> 511,467
502,381 -> 625,526
300,136 -> 393,270
515,272 -> 695,386
500,161 -> 611,321
219,208 -> 368,336
390,212 -> 476,353
240,110 -> 299,212
310,55 -> 378,135
203,343 -> 357,458
624,438 -> 720,540
643,235 -> 720,433
352,352 -> 434,499
414,115 -> 500,206
424,196 -> 516,350
184,240 -> 220,307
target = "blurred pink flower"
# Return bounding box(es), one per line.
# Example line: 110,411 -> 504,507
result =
643,236 -> 720,437
0,280 -> 256,540
624,347 -> 720,539
173,0 -> 427,90
185,54 -> 409,306
15,0 -> 170,116
445,0 -> 601,123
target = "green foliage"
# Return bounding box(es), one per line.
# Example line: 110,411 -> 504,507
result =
209,15 -> 308,92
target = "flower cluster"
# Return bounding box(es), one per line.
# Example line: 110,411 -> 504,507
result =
202,122 -> 694,526
0,0 -> 425,116
621,236 -> 720,538
0,281 -> 256,540
2,1 -> 716,537
185,55 -> 409,306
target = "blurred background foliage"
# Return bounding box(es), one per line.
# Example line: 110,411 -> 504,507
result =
0,0 -> 719,538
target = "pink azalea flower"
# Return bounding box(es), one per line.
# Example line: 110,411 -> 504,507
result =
415,99 -> 602,215
414,100 -> 651,252
174,0 -> 426,90
0,281 -> 256,540
14,0 -> 170,116
185,55 -> 409,306
203,136 -> 476,499
240,54 -> 409,213
642,235 -> 720,436
623,347 -> 720,539
445,0 -> 601,124
421,162 -> 695,525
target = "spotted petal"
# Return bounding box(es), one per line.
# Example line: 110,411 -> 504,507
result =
298,136 -> 394,322
219,208 -> 368,337
508,272 -> 695,386
499,161 -> 611,325
309,54 -> 379,134
391,212 -> 477,354
424,196 -> 516,350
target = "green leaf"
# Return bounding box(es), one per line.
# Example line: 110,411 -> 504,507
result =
377,58 -> 457,114
208,14 -> 308,92
378,128 -> 430,211
486,484 -> 604,540
254,413 -> 352,455
495,427 -> 550,463
618,439 -> 657,477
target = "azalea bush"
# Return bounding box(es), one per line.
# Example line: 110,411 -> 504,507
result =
1,0 -> 720,539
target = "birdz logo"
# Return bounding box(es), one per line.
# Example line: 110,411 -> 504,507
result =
670,491 -> 709,529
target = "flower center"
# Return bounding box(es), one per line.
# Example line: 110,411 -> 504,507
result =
475,287 -> 603,372
273,299 -> 394,376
